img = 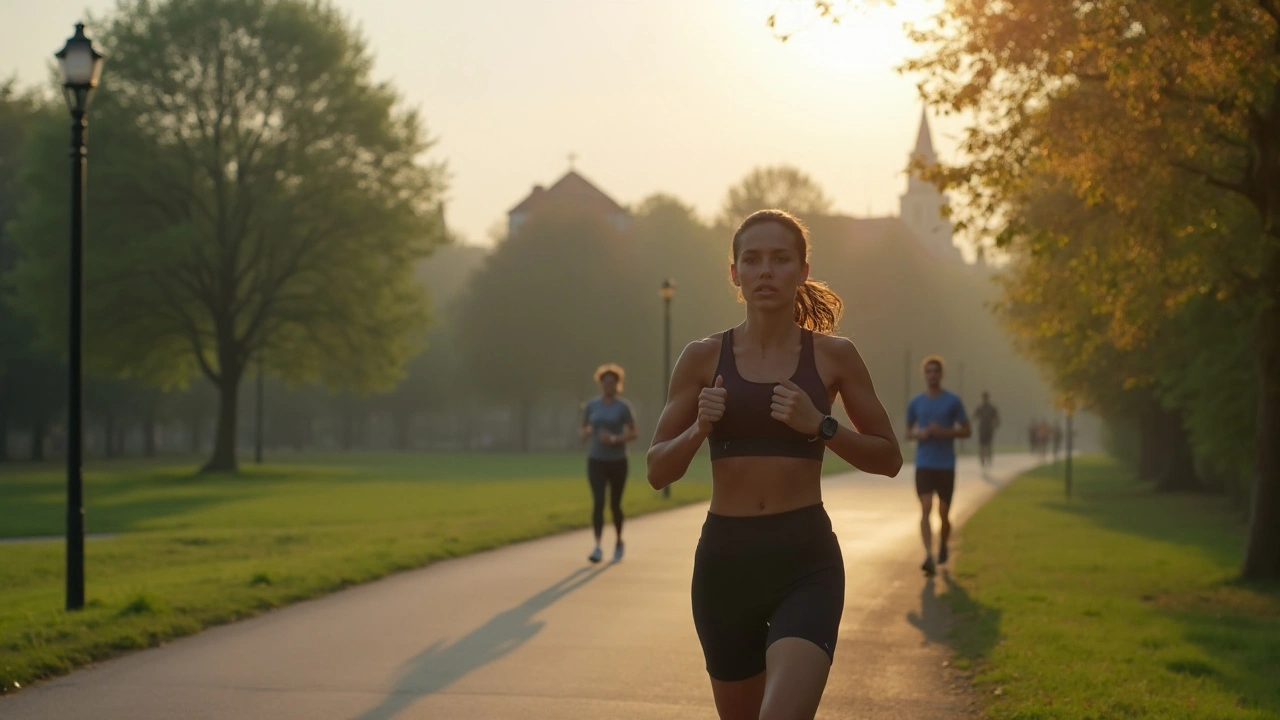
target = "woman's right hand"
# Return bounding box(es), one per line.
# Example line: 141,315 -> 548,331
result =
696,375 -> 727,435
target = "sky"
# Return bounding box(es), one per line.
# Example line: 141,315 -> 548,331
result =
2,0 -> 969,253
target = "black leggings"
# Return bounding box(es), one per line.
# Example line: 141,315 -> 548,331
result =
588,458 -> 627,540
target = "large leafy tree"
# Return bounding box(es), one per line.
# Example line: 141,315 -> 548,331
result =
718,165 -> 834,228
9,0 -> 447,471
900,0 -> 1280,578
454,210 -> 640,450
0,80 -> 64,462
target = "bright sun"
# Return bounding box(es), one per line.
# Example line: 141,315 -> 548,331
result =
765,0 -> 942,72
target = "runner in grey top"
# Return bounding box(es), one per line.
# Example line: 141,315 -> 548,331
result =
579,363 -> 638,563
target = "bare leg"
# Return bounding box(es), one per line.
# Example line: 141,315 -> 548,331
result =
919,493 -> 934,558
709,672 -> 765,720
759,637 -> 832,720
939,500 -> 952,551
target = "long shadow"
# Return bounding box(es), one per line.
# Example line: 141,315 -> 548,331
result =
351,565 -> 611,720
905,576 -> 949,645
935,570 -> 1003,662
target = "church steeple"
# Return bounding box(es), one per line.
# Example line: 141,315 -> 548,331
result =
900,107 -> 961,264
912,108 -> 936,164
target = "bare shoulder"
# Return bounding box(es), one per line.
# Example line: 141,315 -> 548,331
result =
812,331 -> 862,362
673,334 -> 724,386
812,331 -> 870,384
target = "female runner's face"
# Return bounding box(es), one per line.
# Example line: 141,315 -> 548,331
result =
599,373 -> 619,397
731,221 -> 809,314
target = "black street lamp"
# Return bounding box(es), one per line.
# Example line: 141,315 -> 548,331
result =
659,279 -> 676,499
56,22 -> 104,612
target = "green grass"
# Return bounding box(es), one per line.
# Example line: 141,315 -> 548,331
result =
945,456 -> 1280,719
0,451 -> 713,693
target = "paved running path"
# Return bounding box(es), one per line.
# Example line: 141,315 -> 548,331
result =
2,455 -> 1039,719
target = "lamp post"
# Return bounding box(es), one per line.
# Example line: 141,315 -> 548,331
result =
56,22 -> 103,612
660,279 -> 676,499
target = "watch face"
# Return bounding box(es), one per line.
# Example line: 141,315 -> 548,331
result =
820,416 -> 839,439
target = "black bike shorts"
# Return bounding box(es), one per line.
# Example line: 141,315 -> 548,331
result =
915,467 -> 956,505
690,503 -> 845,681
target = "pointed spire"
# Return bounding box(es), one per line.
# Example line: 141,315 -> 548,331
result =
913,108 -> 936,162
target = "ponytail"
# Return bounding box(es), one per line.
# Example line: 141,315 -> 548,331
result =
795,279 -> 843,334
731,209 -> 846,334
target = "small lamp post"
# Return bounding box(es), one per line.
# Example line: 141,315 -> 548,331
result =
659,279 -> 676,499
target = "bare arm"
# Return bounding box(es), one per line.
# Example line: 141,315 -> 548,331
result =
931,422 -> 972,440
646,340 -> 719,490
827,339 -> 903,477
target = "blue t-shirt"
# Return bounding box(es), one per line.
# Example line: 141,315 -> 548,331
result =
907,391 -> 968,470
583,396 -> 636,461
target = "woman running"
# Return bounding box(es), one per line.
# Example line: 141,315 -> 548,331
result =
580,363 -> 638,564
646,209 -> 902,720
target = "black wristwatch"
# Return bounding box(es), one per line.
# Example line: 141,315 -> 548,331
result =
816,415 -> 839,441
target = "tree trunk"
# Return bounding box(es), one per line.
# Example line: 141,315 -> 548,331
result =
104,413 -> 118,459
519,398 -> 532,452
1243,300 -> 1280,580
393,409 -> 412,451
1137,406 -> 1164,483
341,406 -> 354,452
143,404 -> 156,457
1154,406 -> 1200,492
190,411 -> 202,454
203,375 -> 241,473
0,388 -> 8,463
30,415 -> 45,462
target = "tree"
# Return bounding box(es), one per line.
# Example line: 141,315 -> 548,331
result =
0,80 -> 62,462
904,0 -> 1280,578
454,209 -> 641,450
8,0 -> 447,471
718,165 -> 834,228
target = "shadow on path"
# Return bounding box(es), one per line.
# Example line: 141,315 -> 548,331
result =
905,576 -> 949,646
908,570 -> 1003,662
351,564 -> 611,720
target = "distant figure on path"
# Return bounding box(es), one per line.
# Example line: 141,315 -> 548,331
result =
579,363 -> 637,563
907,356 -> 971,577
647,210 -> 902,720
972,391 -> 1000,468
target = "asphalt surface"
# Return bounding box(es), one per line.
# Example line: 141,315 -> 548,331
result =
2,454 -> 1039,719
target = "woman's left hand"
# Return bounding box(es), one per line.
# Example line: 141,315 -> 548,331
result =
771,379 -> 823,435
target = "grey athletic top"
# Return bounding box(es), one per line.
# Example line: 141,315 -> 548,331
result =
583,396 -> 636,461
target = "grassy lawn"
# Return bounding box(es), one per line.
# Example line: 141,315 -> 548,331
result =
0,451 -> 712,693
945,456 -> 1280,719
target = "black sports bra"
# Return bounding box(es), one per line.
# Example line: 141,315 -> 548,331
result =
707,328 -> 831,460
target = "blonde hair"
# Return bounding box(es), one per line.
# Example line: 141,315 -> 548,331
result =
921,355 -> 945,372
593,363 -> 626,391
731,209 -> 844,334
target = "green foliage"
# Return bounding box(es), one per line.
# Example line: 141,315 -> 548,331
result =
7,0 -> 447,394
718,164 -> 834,229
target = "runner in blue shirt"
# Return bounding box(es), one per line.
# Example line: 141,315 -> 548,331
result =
906,355 -> 971,576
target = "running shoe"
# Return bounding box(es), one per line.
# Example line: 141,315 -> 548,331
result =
938,544 -> 949,566
921,557 -> 937,577
588,547 -> 603,564
613,542 -> 625,562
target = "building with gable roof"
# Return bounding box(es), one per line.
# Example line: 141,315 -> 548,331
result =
508,169 -> 630,240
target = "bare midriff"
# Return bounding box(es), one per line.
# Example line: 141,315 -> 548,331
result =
708,455 -> 824,516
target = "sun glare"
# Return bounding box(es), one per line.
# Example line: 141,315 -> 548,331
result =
766,0 -> 942,72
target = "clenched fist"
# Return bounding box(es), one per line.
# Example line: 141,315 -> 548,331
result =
697,375 -> 727,434
771,378 -> 822,435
